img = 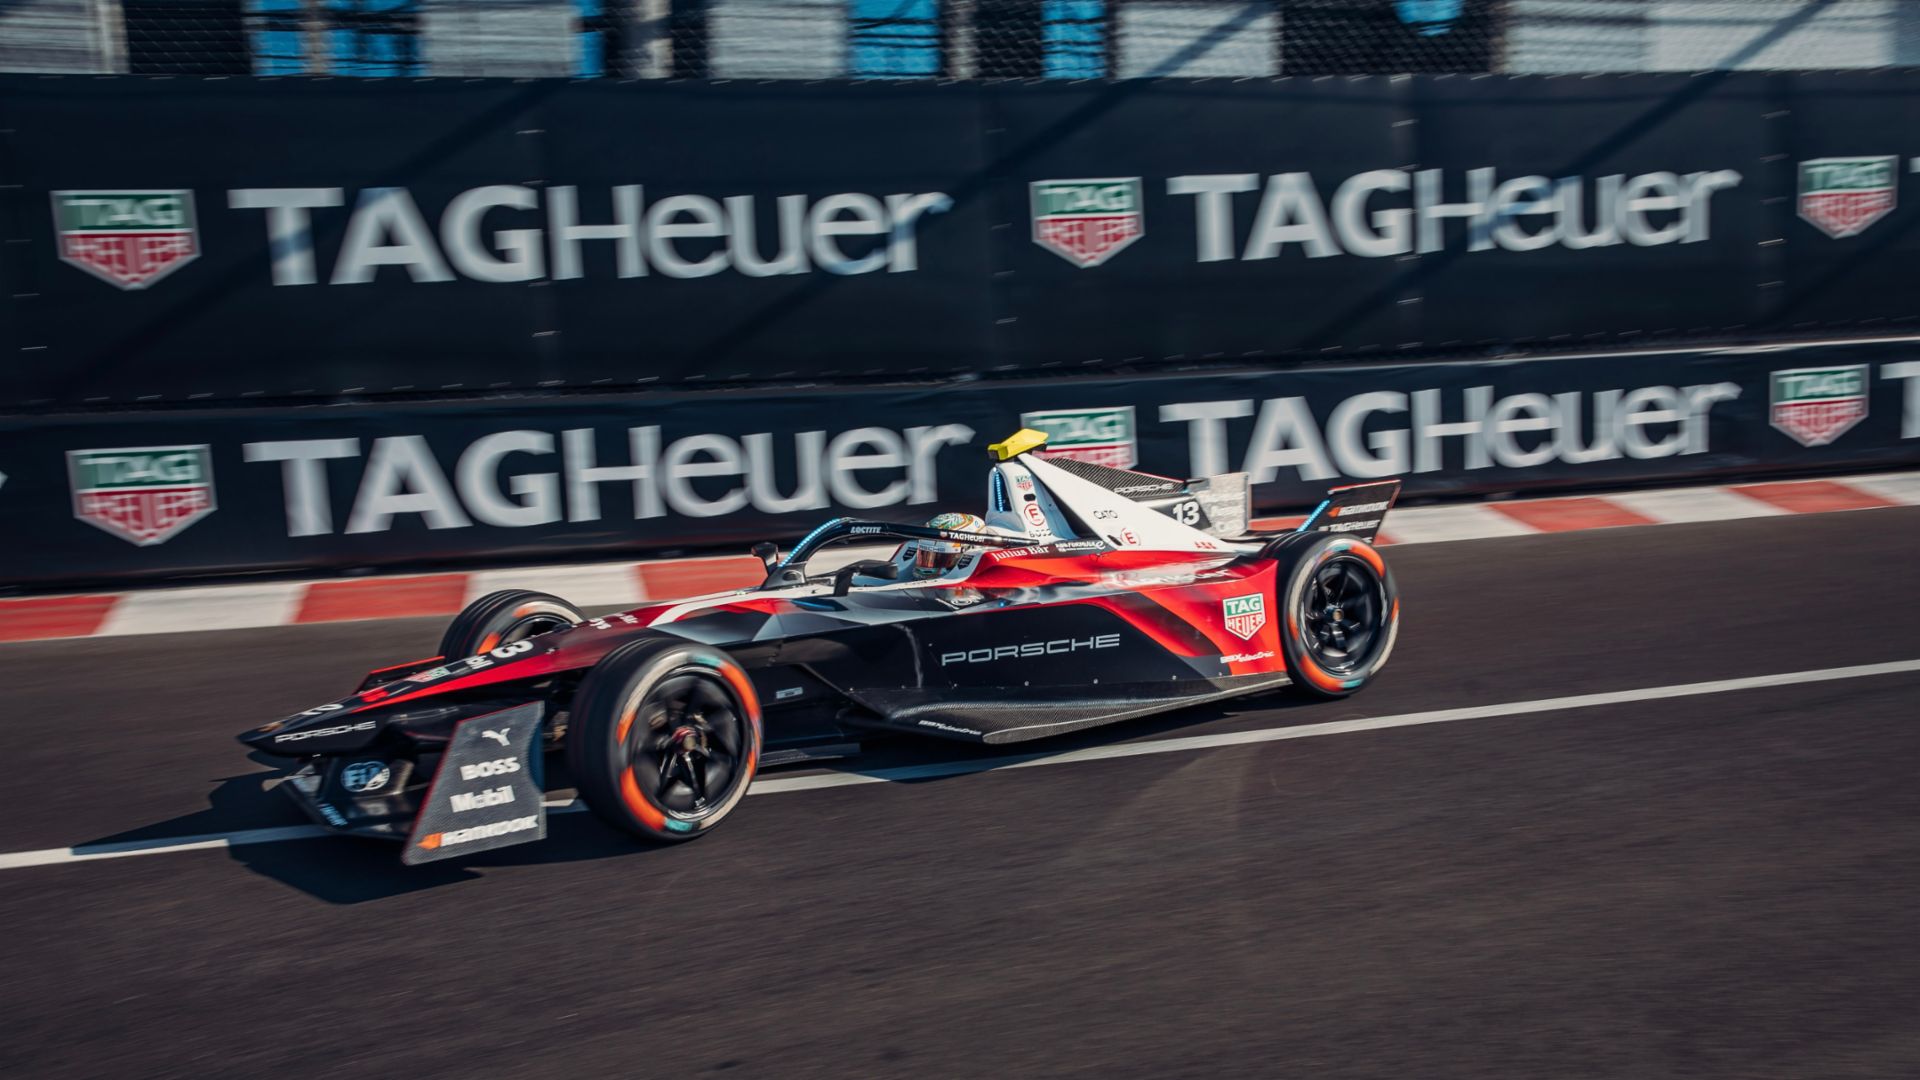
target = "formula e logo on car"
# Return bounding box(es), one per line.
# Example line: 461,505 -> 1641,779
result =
52,190 -> 199,289
1030,179 -> 1144,268
1770,365 -> 1869,447
341,761 -> 391,793
1797,157 -> 1898,239
940,634 -> 1121,666
459,758 -> 521,781
67,445 -> 216,547
1222,594 -> 1267,641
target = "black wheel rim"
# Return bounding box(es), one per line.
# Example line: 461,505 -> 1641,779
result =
500,613 -> 572,645
1300,556 -> 1385,676
624,672 -> 747,819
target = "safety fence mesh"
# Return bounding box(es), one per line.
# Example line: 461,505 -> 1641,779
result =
3,0 -> 1917,78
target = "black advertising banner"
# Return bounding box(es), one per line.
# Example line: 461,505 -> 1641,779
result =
1775,73 -> 1920,332
3,74 -> 1918,408
1402,74 -> 1777,346
3,81 -> 554,404
2,340 -> 1915,589
989,78 -> 1414,365
538,83 -> 994,381
0,80 -> 996,405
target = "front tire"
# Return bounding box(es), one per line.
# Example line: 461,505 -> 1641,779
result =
439,589 -> 585,660
568,638 -> 762,842
1267,533 -> 1400,699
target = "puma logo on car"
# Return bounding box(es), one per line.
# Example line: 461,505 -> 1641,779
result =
481,728 -> 511,745
940,634 -> 1121,666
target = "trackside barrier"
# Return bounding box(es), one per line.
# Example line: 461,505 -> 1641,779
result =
1,72 -> 1917,407
1,338 -> 1915,589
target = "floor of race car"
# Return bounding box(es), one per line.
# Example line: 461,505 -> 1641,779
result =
0,508 -> 1916,1079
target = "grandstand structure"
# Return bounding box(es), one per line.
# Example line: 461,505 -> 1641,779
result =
1,0 -> 1916,79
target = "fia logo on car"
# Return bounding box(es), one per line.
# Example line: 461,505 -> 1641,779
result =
341,760 -> 391,794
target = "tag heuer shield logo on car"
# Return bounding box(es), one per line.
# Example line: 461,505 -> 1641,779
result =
1030,178 -> 1144,267
1019,406 -> 1138,468
1222,594 -> 1267,642
51,190 -> 200,289
1797,158 -> 1897,239
1769,365 -> 1869,447
67,445 -> 217,546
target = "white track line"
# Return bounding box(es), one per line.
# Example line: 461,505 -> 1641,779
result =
2,657 -> 1916,872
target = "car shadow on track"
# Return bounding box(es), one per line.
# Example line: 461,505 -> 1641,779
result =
74,689 -> 1324,903
819,689 -> 1322,782
70,760 -> 681,904
223,808 -> 671,903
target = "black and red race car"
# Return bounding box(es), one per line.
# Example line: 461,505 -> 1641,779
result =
240,429 -> 1402,863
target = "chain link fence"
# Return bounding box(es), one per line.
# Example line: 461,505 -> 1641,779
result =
3,0 -> 1918,78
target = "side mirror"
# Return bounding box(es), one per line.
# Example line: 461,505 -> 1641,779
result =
751,542 -> 779,570
832,560 -> 896,597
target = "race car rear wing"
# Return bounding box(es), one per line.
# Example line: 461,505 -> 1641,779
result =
1292,480 -> 1401,545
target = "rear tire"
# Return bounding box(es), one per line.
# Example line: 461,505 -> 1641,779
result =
568,638 -> 762,842
1266,533 -> 1399,699
438,589 -> 584,660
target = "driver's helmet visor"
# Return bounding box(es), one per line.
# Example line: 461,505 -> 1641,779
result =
914,544 -> 964,576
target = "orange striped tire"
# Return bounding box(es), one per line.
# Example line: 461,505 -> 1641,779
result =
567,637 -> 762,843
1268,533 -> 1400,700
437,590 -> 585,661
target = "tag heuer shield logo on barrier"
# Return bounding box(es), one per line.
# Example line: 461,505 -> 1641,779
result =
1797,158 -> 1897,239
67,445 -> 216,546
1031,178 -> 1144,267
1770,365 -> 1869,447
1222,594 -> 1267,642
1020,406 -> 1138,468
52,190 -> 200,289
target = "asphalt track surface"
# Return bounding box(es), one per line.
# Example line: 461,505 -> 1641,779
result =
1,509 -> 1917,1079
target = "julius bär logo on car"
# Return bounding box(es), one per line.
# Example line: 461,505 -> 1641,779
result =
1019,406 -> 1138,468
51,190 -> 200,289
1030,178 -> 1144,268
1769,365 -> 1869,448
66,445 -> 217,546
1797,158 -> 1898,239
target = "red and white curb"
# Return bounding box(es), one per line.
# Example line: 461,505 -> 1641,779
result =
2,470 -> 1915,645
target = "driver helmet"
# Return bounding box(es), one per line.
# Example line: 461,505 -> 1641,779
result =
915,512 -> 986,578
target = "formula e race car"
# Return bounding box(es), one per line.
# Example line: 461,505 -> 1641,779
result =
240,429 -> 1402,863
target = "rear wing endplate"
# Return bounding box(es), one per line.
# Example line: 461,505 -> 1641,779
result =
1294,480 -> 1401,545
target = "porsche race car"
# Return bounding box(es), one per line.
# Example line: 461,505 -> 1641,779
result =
239,429 -> 1403,863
